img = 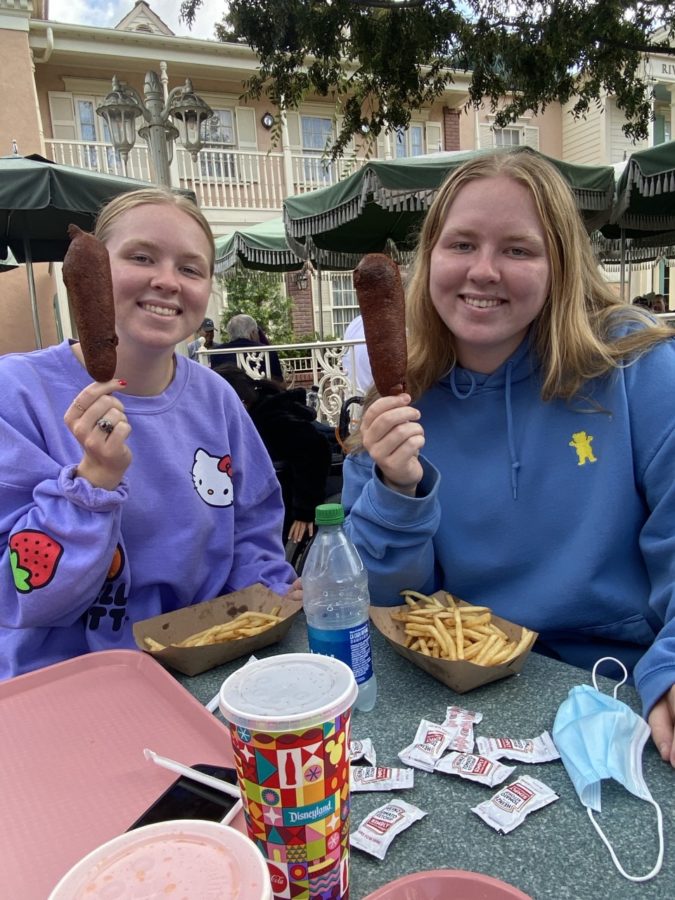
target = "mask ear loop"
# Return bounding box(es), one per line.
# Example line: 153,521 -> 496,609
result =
588,802 -> 664,882
592,656 -> 627,698
589,656 -> 664,881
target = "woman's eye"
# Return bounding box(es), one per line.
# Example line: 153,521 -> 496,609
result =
507,247 -> 529,257
451,242 -> 473,252
130,253 -> 150,263
181,266 -> 204,277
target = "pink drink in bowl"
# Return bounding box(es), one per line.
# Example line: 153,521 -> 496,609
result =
220,653 -> 358,900
48,820 -> 271,899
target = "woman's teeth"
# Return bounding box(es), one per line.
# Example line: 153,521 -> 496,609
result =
142,304 -> 178,317
463,296 -> 503,309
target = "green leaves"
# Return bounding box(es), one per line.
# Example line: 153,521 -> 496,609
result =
180,0 -> 675,153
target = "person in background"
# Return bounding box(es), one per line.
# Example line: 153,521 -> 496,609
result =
342,314 -> 373,393
342,149 -> 675,766
216,366 -> 331,544
216,313 -> 284,382
187,316 -> 225,366
0,187 -> 299,680
651,294 -> 667,314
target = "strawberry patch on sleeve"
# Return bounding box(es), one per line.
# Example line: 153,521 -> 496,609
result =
9,530 -> 64,593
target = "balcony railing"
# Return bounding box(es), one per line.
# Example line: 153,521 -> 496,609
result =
197,338 -> 367,426
44,139 -> 370,211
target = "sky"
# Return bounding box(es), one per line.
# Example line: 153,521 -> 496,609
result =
47,0 -> 227,41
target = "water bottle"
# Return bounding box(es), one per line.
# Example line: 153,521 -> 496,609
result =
303,503 -> 377,712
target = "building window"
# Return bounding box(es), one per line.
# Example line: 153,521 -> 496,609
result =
199,109 -> 237,179
330,274 -> 360,337
494,128 -> 521,147
395,124 -> 424,158
75,98 -> 121,172
301,116 -> 335,183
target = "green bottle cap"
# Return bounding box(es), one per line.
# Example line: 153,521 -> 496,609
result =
315,503 -> 345,525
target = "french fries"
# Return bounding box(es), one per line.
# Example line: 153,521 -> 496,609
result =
391,591 -> 535,667
144,607 -> 282,651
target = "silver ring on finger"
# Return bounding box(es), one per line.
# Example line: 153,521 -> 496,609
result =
96,417 -> 115,435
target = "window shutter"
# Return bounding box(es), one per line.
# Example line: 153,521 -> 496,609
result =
425,122 -> 443,154
48,92 -> 77,141
523,126 -> 539,150
235,106 -> 259,182
285,111 -> 302,150
336,116 -> 356,154
478,123 -> 495,149
376,130 -> 390,160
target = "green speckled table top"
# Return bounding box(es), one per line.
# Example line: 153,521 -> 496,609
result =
176,613 -> 673,900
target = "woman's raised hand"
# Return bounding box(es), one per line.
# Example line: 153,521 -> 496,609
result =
63,380 -> 131,491
361,393 -> 424,496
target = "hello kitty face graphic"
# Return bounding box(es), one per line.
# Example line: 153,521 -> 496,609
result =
192,449 -> 234,507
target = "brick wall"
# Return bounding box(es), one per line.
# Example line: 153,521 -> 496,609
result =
286,273 -> 315,337
443,107 -> 461,151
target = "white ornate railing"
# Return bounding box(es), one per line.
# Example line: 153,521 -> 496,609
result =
198,339 -> 367,426
44,139 -> 369,211
45,139 -> 152,181
176,148 -> 287,210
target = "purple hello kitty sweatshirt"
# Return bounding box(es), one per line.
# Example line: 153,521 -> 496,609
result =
0,340 -> 296,679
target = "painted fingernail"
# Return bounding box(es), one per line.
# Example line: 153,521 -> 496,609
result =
117,379 -> 127,386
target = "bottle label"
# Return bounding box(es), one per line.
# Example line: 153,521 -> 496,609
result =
307,622 -> 374,684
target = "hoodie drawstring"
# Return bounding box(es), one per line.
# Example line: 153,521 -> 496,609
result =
505,361 -> 521,500
449,363 -> 521,499
449,368 -> 476,400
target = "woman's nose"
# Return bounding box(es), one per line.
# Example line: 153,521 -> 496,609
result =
467,249 -> 500,283
150,263 -> 179,292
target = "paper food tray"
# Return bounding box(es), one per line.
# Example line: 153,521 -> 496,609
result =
0,649 -> 239,900
370,594 -> 537,693
133,583 -> 301,676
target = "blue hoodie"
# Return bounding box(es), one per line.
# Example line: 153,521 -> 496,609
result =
342,332 -> 675,718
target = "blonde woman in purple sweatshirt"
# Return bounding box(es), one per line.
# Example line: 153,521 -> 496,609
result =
0,188 -> 298,679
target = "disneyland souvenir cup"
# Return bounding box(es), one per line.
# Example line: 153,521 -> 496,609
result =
220,653 -> 358,900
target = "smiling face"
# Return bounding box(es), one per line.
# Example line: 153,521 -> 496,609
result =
429,174 -> 551,373
103,203 -> 213,355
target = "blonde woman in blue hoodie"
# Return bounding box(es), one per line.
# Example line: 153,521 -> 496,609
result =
342,149 -> 675,767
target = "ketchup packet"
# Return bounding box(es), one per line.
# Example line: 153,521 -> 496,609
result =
349,738 -> 376,766
441,705 -> 483,753
476,731 -> 560,763
350,799 -> 427,860
471,775 -> 559,834
434,752 -> 515,787
398,719 -> 453,772
350,766 -> 415,792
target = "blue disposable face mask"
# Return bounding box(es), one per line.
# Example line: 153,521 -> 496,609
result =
552,657 -> 664,883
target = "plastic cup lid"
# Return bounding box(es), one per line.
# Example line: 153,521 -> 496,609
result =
220,653 -> 358,732
48,820 -> 271,899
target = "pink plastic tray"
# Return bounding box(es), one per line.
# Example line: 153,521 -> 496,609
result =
0,649 -> 236,900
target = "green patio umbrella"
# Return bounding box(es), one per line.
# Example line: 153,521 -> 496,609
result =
214,217 -> 371,340
609,141 -> 675,233
597,142 -> 675,292
214,217 -> 362,274
0,154 -> 161,347
283,147 -> 616,258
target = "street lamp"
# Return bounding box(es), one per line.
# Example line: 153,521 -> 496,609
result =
97,71 -> 213,187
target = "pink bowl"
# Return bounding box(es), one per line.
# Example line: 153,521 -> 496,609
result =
362,869 -> 532,900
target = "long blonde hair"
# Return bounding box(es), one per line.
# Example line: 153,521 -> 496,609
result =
402,149 -> 671,402
94,187 -> 215,275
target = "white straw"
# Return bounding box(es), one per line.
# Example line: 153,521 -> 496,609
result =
143,748 -> 240,799
205,692 -> 220,713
